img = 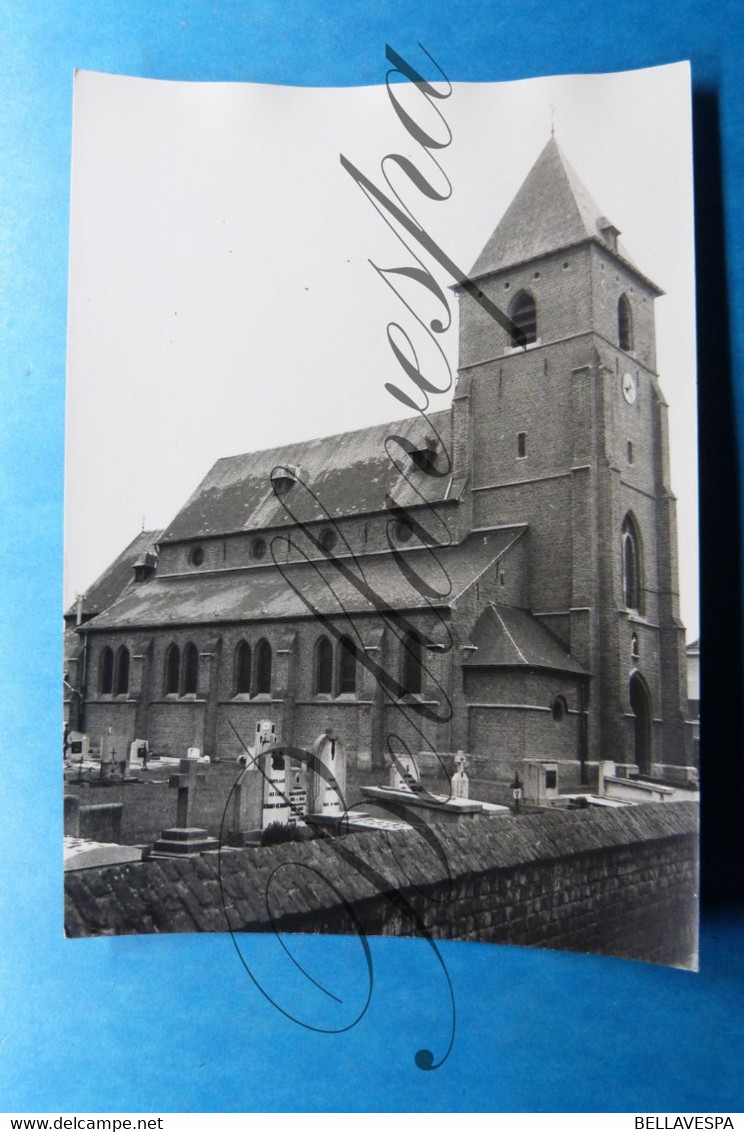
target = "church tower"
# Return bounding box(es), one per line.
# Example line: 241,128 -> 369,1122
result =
456,137 -> 690,775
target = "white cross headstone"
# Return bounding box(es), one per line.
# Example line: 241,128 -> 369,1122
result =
451,751 -> 469,799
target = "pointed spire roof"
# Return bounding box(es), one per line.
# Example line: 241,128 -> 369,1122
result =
469,136 -> 658,291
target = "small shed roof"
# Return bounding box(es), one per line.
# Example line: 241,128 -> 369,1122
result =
463,603 -> 587,675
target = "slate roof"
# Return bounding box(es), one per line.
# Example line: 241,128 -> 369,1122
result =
463,603 -> 587,675
65,530 -> 162,622
160,411 -> 457,543
468,137 -> 662,294
82,528 -> 525,631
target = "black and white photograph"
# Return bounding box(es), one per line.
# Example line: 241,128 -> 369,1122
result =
62,60 -> 699,969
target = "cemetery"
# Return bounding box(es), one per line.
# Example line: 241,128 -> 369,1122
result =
63,717 -> 699,967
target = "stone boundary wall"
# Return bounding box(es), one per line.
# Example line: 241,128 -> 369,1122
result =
64,801 -> 698,967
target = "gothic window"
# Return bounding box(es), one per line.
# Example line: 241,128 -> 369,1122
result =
164,644 -> 180,695
509,290 -> 537,347
314,636 -> 333,695
99,647 -> 114,695
618,294 -> 634,351
338,635 -> 357,694
183,643 -> 199,695
622,514 -> 643,613
114,646 -> 130,695
235,640 -> 251,694
255,638 -> 272,694
400,630 -> 423,696
631,632 -> 640,661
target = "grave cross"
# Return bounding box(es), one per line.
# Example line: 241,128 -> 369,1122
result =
168,758 -> 206,827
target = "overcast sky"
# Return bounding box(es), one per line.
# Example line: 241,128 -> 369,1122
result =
65,60 -> 698,638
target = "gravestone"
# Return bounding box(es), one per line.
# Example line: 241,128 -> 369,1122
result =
227,719 -> 280,845
287,763 -> 308,827
169,758 -> 205,826
450,751 -> 469,799
522,759 -> 559,805
148,757 -> 219,857
65,731 -> 89,763
100,732 -> 129,781
262,750 -> 291,828
389,751 -> 420,792
310,730 -> 346,819
129,738 -> 149,772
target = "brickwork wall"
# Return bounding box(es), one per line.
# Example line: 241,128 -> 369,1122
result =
64,801 -> 698,968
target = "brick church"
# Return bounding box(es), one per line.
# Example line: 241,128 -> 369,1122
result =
65,137 -> 692,787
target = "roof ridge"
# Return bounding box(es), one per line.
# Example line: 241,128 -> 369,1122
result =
213,408 -> 452,467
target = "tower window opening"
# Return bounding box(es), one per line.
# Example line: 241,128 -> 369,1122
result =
627,440 -> 634,464
618,294 -> 634,351
622,514 -> 644,614
631,632 -> 640,661
517,432 -> 527,459
509,290 -> 537,347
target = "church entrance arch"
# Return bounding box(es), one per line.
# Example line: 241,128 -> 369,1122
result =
629,672 -> 652,776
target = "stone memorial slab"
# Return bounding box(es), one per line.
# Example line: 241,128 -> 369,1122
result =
262,751 -> 291,829
310,730 -> 346,820
389,752 -> 420,792
129,738 -> 149,771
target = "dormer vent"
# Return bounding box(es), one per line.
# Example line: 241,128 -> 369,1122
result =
410,437 -> 440,473
270,464 -> 301,498
598,216 -> 620,251
133,551 -> 157,583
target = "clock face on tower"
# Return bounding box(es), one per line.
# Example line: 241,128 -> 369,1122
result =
621,371 -> 637,404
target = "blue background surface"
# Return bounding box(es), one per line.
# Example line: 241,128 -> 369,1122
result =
1,0 -> 743,1113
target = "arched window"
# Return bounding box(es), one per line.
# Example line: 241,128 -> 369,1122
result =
622,514 -> 643,613
114,646 -> 130,695
509,290 -> 537,347
551,695 -> 567,721
255,638 -> 272,695
99,647 -> 114,695
314,636 -> 333,694
183,643 -> 199,695
235,640 -> 251,694
400,630 -> 423,696
618,294 -> 634,351
338,635 -> 357,694
164,644 -> 180,695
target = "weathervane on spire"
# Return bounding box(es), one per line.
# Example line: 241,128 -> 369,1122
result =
550,104 -> 556,138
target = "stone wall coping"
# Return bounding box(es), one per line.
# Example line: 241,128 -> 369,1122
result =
64,801 -> 698,938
